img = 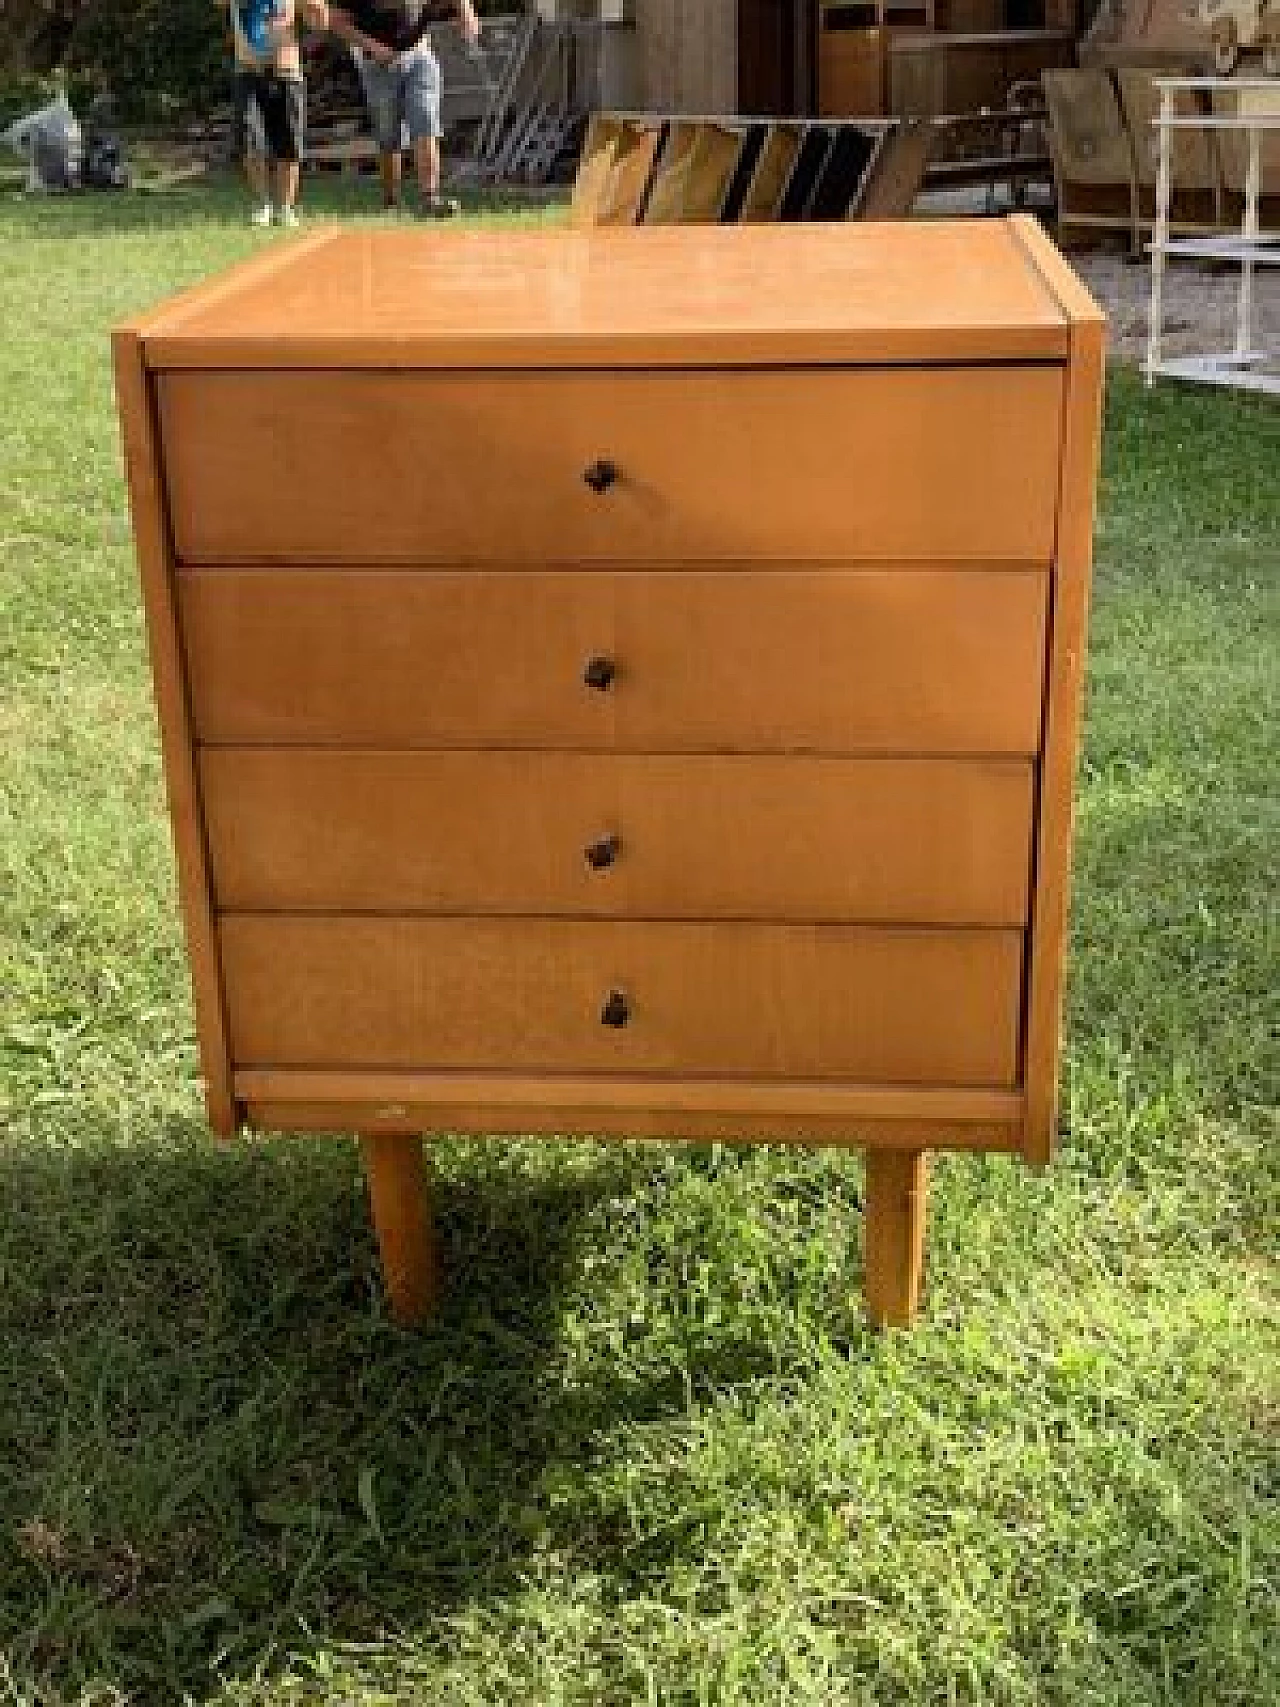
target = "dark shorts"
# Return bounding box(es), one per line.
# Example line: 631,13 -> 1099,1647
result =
233,71 -> 306,163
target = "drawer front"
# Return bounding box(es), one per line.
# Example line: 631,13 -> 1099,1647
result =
158,367 -> 1064,564
200,751 -> 1035,924
180,569 -> 1049,755
219,917 -> 1023,1086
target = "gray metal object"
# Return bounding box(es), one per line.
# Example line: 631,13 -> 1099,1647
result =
2,95 -> 83,191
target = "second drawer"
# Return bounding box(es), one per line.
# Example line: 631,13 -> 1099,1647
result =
200,751 -> 1035,924
179,568 -> 1050,756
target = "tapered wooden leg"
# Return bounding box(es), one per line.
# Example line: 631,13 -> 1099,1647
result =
863,1148 -> 928,1328
359,1134 -> 438,1325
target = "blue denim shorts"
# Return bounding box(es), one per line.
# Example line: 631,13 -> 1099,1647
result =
356,45 -> 442,151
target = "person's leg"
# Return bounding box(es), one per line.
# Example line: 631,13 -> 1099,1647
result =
271,76 -> 305,224
234,72 -> 273,224
379,147 -> 402,210
275,159 -> 301,218
247,153 -> 272,221
414,132 -> 440,199
359,57 -> 403,209
404,49 -> 456,215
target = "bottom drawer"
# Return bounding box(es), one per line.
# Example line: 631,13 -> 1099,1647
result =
220,918 -> 1023,1087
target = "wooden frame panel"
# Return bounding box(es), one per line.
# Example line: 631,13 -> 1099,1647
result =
243,1076 -> 1024,1152
112,331 -> 236,1136
1010,215 -> 1106,1164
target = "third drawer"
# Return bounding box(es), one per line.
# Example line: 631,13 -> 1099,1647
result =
200,751 -> 1035,925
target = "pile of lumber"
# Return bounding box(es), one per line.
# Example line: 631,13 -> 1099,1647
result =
818,0 -> 1076,122
1044,65 -> 1280,249
571,110 -> 934,225
817,0 -> 1076,195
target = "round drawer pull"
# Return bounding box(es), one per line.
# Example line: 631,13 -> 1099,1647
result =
601,989 -> 630,1029
585,833 -> 620,872
583,655 -> 617,693
583,458 -> 619,494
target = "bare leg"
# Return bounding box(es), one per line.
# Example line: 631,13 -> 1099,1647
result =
863,1149 -> 928,1328
415,133 -> 441,199
274,160 -> 300,214
245,152 -> 270,207
360,1134 -> 438,1325
379,149 -> 402,209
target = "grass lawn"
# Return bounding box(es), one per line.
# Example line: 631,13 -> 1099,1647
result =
1,173 -> 1277,1707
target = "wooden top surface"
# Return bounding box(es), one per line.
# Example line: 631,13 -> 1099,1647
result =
125,217 -> 1096,369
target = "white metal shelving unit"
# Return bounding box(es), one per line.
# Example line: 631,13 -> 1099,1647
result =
1145,75 -> 1280,397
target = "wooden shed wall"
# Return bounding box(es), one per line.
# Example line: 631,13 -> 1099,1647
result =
635,0 -> 738,113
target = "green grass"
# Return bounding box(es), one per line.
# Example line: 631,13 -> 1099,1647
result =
1,174 -> 1278,1707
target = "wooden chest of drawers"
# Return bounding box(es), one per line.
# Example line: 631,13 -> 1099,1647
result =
114,219 -> 1104,1327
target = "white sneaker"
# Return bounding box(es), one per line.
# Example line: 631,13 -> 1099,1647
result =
250,203 -> 273,227
277,205 -> 300,229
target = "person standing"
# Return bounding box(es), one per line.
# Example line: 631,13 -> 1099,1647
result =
227,0 -> 330,226
328,2 -> 480,217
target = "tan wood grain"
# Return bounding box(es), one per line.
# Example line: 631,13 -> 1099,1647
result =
359,1133 -> 437,1324
1008,212 -> 1109,330
254,1101 -> 1022,1148
596,124 -> 664,225
242,1072 -> 1022,1149
199,750 -> 1035,926
864,1148 -> 929,1327
178,568 -> 1050,756
644,124 -> 744,224
741,126 -> 803,221
218,917 -> 1024,1087
157,367 -> 1065,566
1023,312 -> 1106,1165
119,227 -> 341,342
237,1071 -> 1022,1128
136,224 -> 1072,369
111,331 -> 237,1136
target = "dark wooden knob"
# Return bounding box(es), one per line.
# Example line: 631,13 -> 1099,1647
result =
583,458 -> 619,494
583,655 -> 616,692
585,833 -> 620,872
601,989 -> 630,1029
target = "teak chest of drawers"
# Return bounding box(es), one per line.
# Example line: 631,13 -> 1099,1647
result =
114,218 -> 1104,1328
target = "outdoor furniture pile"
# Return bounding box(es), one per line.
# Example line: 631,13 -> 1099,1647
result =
570,109 -> 934,225
1043,64 -> 1280,251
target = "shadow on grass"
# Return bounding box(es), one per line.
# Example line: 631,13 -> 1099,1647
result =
0,1127 -> 785,1703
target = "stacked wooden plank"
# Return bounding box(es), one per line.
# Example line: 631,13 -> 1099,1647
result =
570,110 -> 934,225
1044,64 -> 1280,248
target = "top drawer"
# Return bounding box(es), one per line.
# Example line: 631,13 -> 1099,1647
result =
156,366 -> 1065,566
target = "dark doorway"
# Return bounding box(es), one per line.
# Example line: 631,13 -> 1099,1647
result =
738,0 -> 817,117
